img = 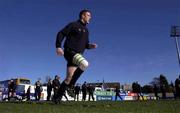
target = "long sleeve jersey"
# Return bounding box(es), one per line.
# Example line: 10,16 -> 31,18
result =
56,20 -> 90,53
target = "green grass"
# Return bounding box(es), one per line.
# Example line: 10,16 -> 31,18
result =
0,100 -> 180,113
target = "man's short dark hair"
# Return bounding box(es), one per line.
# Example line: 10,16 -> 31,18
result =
79,9 -> 91,19
55,75 -> 58,78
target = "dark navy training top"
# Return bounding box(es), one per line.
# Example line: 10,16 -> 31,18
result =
56,20 -> 91,53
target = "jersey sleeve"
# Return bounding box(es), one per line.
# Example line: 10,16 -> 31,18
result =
56,23 -> 73,48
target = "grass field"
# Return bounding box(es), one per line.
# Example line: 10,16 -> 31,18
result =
0,100 -> 180,113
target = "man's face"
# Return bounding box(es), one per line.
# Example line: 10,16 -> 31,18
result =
82,12 -> 91,24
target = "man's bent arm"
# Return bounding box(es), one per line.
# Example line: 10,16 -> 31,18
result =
56,23 -> 73,48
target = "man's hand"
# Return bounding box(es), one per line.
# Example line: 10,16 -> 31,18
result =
89,43 -> 98,49
56,48 -> 64,56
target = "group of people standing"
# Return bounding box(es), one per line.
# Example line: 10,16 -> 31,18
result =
46,75 -> 68,103
46,79 -> 95,102
33,76 -> 95,102
6,76 -> 96,102
77,81 -> 95,101
153,75 -> 180,100
32,75 -> 68,103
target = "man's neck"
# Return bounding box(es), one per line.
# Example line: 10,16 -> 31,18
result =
79,19 -> 86,26
80,19 -> 85,24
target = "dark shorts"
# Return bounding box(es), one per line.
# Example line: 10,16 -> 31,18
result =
64,48 -> 78,67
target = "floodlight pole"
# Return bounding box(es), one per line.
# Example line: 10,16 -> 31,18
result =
171,26 -> 180,68
174,37 -> 180,67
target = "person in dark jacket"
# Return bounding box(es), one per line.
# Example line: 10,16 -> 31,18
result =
8,79 -> 16,101
52,75 -> 61,103
47,78 -> 53,101
26,86 -> 31,101
35,80 -> 42,101
55,9 -> 97,102
74,84 -> 81,101
88,84 -> 95,101
82,82 -> 87,101
115,86 -> 122,101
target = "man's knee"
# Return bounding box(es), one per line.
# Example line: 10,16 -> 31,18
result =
73,53 -> 89,71
79,60 -> 89,71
